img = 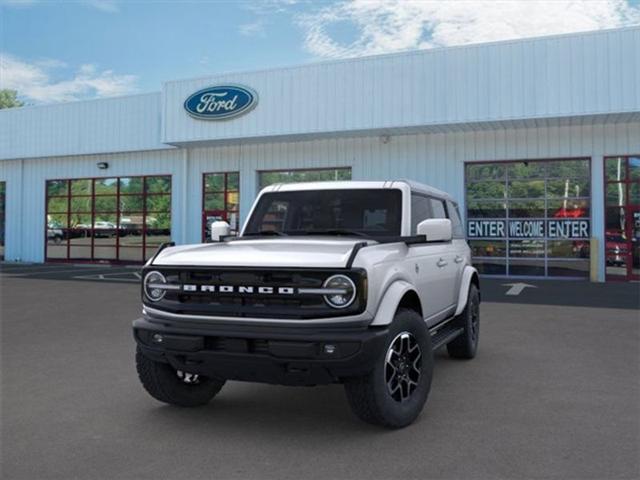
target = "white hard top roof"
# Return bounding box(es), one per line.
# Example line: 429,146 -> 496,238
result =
262,180 -> 454,202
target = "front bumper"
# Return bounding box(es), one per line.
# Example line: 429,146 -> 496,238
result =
133,316 -> 389,386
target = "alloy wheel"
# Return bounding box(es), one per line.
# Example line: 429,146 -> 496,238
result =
384,332 -> 422,402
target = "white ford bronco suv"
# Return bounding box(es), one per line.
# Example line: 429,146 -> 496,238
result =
134,180 -> 480,428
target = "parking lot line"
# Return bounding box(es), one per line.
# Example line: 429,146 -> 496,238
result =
72,273 -> 139,283
0,267 -> 114,277
0,265 -> 64,273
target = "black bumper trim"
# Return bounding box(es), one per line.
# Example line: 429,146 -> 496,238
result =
133,317 -> 389,386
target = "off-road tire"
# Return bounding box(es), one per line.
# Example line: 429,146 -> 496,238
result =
344,308 -> 434,428
447,284 -> 480,359
136,347 -> 225,407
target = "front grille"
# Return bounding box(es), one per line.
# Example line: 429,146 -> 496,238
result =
143,267 -> 366,320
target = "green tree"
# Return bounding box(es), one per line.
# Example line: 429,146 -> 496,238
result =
0,90 -> 24,109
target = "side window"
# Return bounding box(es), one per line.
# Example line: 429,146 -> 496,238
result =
446,200 -> 465,238
411,194 -> 431,234
429,198 -> 447,219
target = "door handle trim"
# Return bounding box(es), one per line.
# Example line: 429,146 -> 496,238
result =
437,258 -> 448,268
454,255 -> 464,263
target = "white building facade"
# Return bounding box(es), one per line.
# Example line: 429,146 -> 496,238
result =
1,27 -> 639,281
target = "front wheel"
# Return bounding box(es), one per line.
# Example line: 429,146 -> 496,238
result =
344,309 -> 434,428
136,347 -> 225,407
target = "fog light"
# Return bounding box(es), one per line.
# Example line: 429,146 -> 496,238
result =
152,333 -> 164,343
324,344 -> 336,354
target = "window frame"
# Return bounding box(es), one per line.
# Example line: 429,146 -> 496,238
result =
410,192 -> 463,238
464,157 -> 592,278
202,171 -> 240,242
603,155 -> 640,281
44,174 -> 172,263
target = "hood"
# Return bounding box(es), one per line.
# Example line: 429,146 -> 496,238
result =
152,237 -> 370,268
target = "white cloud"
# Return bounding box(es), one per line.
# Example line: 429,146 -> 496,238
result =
298,0 -> 640,58
0,52 -> 138,103
239,19 -> 266,36
245,0 -> 300,15
34,58 -> 68,69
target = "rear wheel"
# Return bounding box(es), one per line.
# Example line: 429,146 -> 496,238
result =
344,309 -> 433,428
447,284 -> 480,359
136,347 -> 225,407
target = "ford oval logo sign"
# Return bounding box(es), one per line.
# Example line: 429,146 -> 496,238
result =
184,85 -> 258,120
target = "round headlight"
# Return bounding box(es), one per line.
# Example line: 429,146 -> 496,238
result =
144,271 -> 167,302
323,274 -> 356,309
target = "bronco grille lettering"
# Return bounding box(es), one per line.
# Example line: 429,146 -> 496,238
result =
180,284 -> 296,295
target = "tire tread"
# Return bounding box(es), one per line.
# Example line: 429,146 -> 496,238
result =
136,347 -> 224,407
447,284 -> 479,359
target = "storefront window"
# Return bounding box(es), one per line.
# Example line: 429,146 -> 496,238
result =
465,158 -> 591,277
202,172 -> 240,242
604,156 -> 640,280
45,175 -> 171,263
258,167 -> 351,189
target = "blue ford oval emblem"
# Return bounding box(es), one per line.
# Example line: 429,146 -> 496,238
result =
184,85 -> 258,120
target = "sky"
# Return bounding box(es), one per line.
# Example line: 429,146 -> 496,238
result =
1,0 -> 639,105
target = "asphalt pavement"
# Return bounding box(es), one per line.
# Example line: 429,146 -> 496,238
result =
1,265 -> 639,479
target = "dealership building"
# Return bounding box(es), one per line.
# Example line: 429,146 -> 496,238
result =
0,27 -> 638,281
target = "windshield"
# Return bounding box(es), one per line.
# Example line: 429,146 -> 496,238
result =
244,189 -> 402,237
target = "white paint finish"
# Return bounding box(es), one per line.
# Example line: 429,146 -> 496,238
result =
0,93 -> 171,161
155,237 -> 361,268
2,121 -> 639,283
163,28 -> 639,145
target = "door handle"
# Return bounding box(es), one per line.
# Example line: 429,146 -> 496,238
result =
455,255 -> 464,263
437,258 -> 448,268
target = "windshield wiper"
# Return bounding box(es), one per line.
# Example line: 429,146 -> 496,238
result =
304,229 -> 370,238
243,230 -> 287,237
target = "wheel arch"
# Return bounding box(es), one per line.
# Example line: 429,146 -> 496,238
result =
370,280 -> 424,326
454,266 -> 480,316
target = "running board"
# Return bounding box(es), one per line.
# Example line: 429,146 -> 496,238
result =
430,323 -> 464,350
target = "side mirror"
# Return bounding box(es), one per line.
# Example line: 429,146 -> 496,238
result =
416,218 -> 452,242
210,221 -> 231,242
